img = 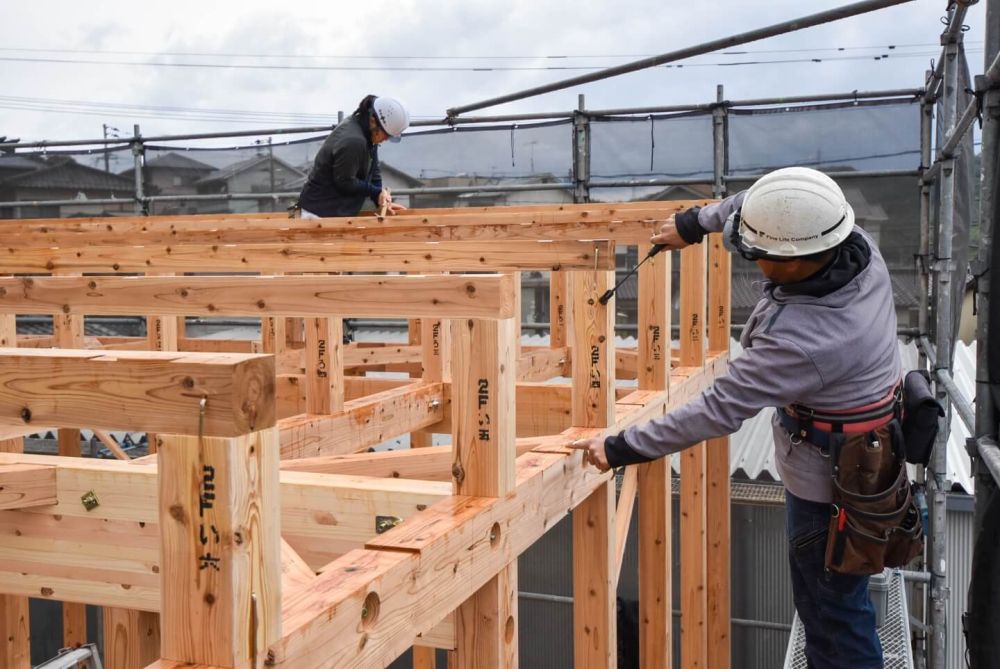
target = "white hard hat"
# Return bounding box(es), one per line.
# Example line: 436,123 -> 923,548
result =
372,96 -> 410,142
733,167 -> 855,259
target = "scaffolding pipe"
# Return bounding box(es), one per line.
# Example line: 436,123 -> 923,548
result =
928,35 -> 962,669
919,91 -> 934,371
712,85 -> 727,199
935,369 -> 976,433
0,88 -> 924,154
924,1 -> 977,103
446,0 -> 916,117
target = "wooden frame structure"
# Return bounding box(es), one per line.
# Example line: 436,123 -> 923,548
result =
0,200 -> 731,669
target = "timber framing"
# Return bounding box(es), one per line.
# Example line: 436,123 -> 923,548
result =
0,201 -> 732,669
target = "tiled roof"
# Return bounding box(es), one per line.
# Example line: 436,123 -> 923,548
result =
145,151 -> 216,171
1,158 -> 133,192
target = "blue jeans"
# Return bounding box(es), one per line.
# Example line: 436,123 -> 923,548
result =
786,491 -> 883,669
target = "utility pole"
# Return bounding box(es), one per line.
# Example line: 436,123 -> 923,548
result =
102,123 -> 119,173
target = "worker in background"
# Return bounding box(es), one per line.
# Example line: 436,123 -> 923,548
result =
297,94 -> 409,218
572,167 -> 899,669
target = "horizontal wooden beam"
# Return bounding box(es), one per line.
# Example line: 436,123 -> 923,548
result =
270,448 -> 607,667
277,436 -> 565,482
1,240 -> 616,274
278,382 -> 446,459
0,348 -> 274,436
0,464 -> 56,510
0,454 -> 451,606
517,346 -> 569,382
266,355 -> 730,667
0,274 -> 516,319
0,202 -> 703,239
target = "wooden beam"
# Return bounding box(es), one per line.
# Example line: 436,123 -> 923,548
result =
278,382 -> 445,459
549,270 -> 568,349
305,317 -> 344,415
1,240 -> 617,274
104,608 -> 161,669
0,218 -> 681,248
0,349 -> 275,437
0,593 -> 29,669
570,265 -> 617,667
571,270 -> 615,428
0,274 -> 517,319
574,480 -> 617,668
0,427 -> 29,669
0,455 -> 450,606
638,243 -> 671,393
706,233 -> 732,669
679,243 -> 708,669
614,466 -> 638,583
269,446 -> 610,668
450,317 -> 518,668
517,346 -> 568,382
636,241 -> 674,668
0,464 -> 56,510
0,203 -> 707,242
158,428 -> 281,667
638,458 -> 673,669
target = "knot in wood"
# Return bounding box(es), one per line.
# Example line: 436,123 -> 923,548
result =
19,407 -> 31,422
451,462 -> 466,484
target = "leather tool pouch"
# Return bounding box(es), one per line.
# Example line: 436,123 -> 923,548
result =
824,420 -> 923,575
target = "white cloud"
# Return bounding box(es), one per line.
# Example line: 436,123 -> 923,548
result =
0,0 -> 987,143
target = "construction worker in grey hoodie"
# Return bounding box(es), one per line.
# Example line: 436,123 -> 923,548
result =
571,166 -> 899,669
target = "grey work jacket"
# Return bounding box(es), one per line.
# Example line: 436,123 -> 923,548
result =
623,192 -> 901,503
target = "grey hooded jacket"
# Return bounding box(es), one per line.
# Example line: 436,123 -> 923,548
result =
619,192 -> 901,504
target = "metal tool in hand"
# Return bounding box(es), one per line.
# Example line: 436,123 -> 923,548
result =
597,243 -> 667,305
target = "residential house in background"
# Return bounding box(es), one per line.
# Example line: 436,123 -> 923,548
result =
139,152 -> 216,214
412,173 -> 572,209
195,154 -> 305,213
284,161 -> 424,210
0,155 -> 134,219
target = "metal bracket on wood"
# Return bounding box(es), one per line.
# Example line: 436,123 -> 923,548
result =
375,515 -> 403,534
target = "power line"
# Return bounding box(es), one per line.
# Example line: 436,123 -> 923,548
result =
0,49 -> 982,72
0,41 -> 982,61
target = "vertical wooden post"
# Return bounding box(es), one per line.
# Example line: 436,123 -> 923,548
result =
412,314 -> 452,667
451,317 -> 517,668
571,270 -> 615,429
549,271 -> 568,350
0,431 -> 29,669
146,274 -> 180,352
509,272 -> 522,358
570,269 -> 616,667
103,608 -> 160,669
305,317 -> 344,415
637,243 -> 673,668
261,273 -> 286,358
158,427 -> 281,668
52,272 -> 88,650
706,234 -> 732,669
679,244 -> 708,669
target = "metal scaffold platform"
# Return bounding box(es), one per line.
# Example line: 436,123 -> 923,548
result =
783,570 -> 914,669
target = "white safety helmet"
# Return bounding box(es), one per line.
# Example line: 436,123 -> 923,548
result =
731,167 -> 855,260
372,96 -> 410,142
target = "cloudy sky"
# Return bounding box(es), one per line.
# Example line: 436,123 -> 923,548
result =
0,0 -> 989,144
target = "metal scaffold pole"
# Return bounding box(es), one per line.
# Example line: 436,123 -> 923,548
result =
928,32 -> 963,669
712,84 -> 728,200
967,0 -> 1000,666
573,94 -> 591,204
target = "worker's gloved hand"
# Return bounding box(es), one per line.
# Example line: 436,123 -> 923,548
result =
673,206 -> 705,244
650,213 -> 691,251
378,190 -> 406,216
